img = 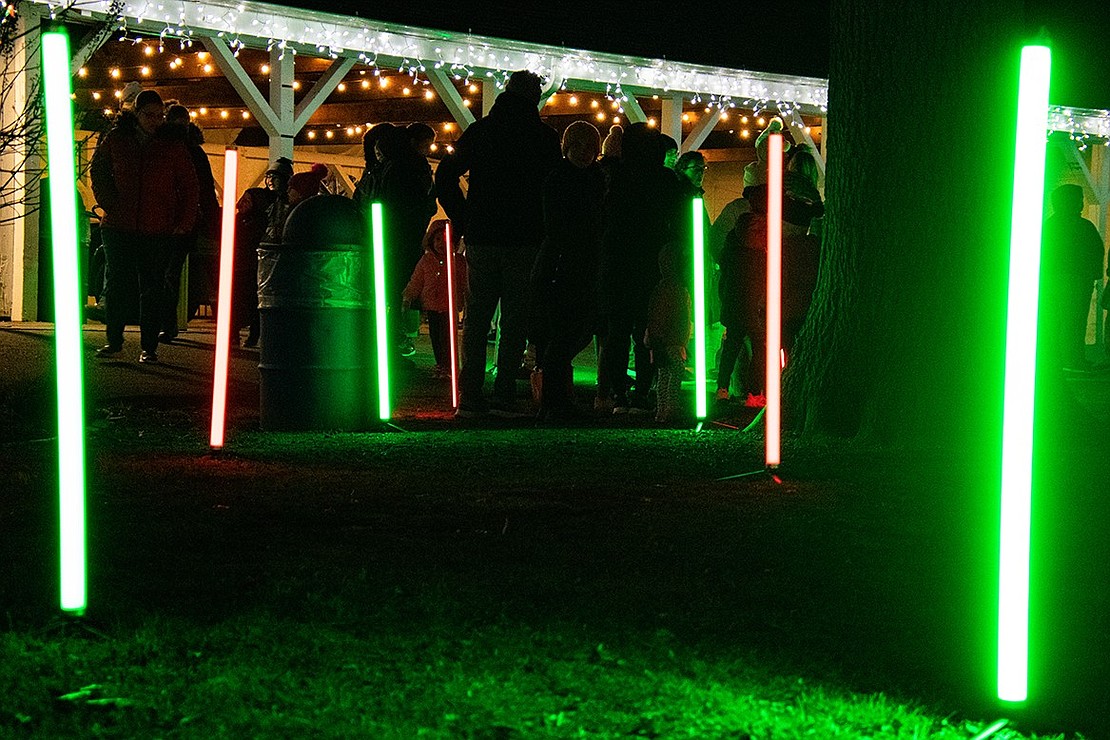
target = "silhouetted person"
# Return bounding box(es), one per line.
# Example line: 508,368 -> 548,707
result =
160,103 -> 218,343
374,126 -> 438,358
532,121 -> 606,422
435,70 -> 561,416
234,158 -> 292,348
91,89 -> 199,363
597,122 -> 687,413
1041,183 -> 1105,371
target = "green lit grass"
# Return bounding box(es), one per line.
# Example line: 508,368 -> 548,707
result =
0,611 -> 1061,738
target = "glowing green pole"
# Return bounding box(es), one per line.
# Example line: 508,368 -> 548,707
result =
998,44 -> 1051,704
371,202 -> 391,421
43,30 -> 87,615
692,198 -> 707,420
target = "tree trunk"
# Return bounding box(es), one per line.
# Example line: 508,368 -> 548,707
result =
785,1 -> 1027,446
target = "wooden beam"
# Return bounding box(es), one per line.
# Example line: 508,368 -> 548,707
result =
201,37 -> 282,134
620,94 -> 647,124
681,107 -> 722,153
269,47 -> 295,162
482,81 -> 497,117
427,67 -> 476,130
786,109 -> 826,182
293,57 -> 356,132
661,94 -> 683,144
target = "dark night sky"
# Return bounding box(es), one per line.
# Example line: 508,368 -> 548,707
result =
286,1 -> 1109,109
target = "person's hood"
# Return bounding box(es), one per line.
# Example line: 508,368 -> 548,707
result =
488,89 -> 543,122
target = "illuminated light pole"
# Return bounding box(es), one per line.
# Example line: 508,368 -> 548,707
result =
765,133 -> 783,470
998,44 -> 1051,705
371,202 -> 391,421
43,29 -> 87,615
692,198 -> 708,420
209,148 -> 239,449
444,220 -> 460,409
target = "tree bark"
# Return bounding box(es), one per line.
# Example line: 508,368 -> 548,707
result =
786,1 -> 1027,446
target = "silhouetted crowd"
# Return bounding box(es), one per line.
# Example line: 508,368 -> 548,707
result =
90,73 -> 1107,424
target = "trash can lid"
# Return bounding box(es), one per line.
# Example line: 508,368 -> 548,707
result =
281,194 -> 367,249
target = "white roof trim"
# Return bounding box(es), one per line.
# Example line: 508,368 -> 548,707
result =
44,0 -> 1110,136
48,0 -> 829,114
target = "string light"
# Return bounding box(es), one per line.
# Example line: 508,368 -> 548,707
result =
241,110 -> 250,119
402,87 -> 411,95
429,143 -> 438,152
647,117 -> 656,127
361,79 -> 370,89
757,116 -> 766,126
109,67 -> 120,78
325,130 -> 334,138
220,109 -> 229,118
443,122 -> 454,131
140,65 -> 151,76
595,111 -> 605,121
379,76 -> 389,88
337,82 -> 346,92
307,130 -> 316,139
568,95 -> 578,105
468,83 -> 478,93
77,67 -> 87,77
261,63 -> 270,74
292,80 -> 301,90
424,89 -> 434,100
203,63 -> 213,73
612,115 -> 620,124
143,44 -> 154,56
590,100 -> 599,109
682,112 -> 691,122
198,107 -> 208,115
740,129 -> 750,139
91,91 -> 101,100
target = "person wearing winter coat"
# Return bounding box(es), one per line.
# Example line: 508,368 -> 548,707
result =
715,146 -> 822,404
159,103 -> 219,343
90,89 -> 199,363
435,70 -> 562,415
1040,183 -> 1106,371
645,243 -> 693,424
531,121 -> 607,421
596,122 -> 687,413
372,126 -> 438,358
232,157 -> 292,348
403,219 -> 468,375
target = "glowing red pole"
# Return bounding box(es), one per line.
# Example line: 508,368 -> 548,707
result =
209,148 -> 238,448
765,133 -> 783,469
444,221 -> 460,408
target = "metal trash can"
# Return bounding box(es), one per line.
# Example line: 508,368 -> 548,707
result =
257,195 -> 376,431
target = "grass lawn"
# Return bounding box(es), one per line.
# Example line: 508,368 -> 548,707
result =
0,326 -> 1104,737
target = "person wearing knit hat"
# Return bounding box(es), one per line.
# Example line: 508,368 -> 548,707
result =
90,87 -> 199,363
504,70 -> 543,104
435,69 -> 561,416
288,163 -> 329,205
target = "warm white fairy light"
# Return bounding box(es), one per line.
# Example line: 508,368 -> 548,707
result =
56,1 -> 1110,139
337,82 -> 346,92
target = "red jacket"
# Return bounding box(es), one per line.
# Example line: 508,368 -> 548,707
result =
91,116 -> 199,236
403,250 -> 467,313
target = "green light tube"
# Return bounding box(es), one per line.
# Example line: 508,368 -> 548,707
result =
998,44 -> 1051,704
43,30 -> 87,615
371,202 -> 391,421
692,198 -> 707,420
